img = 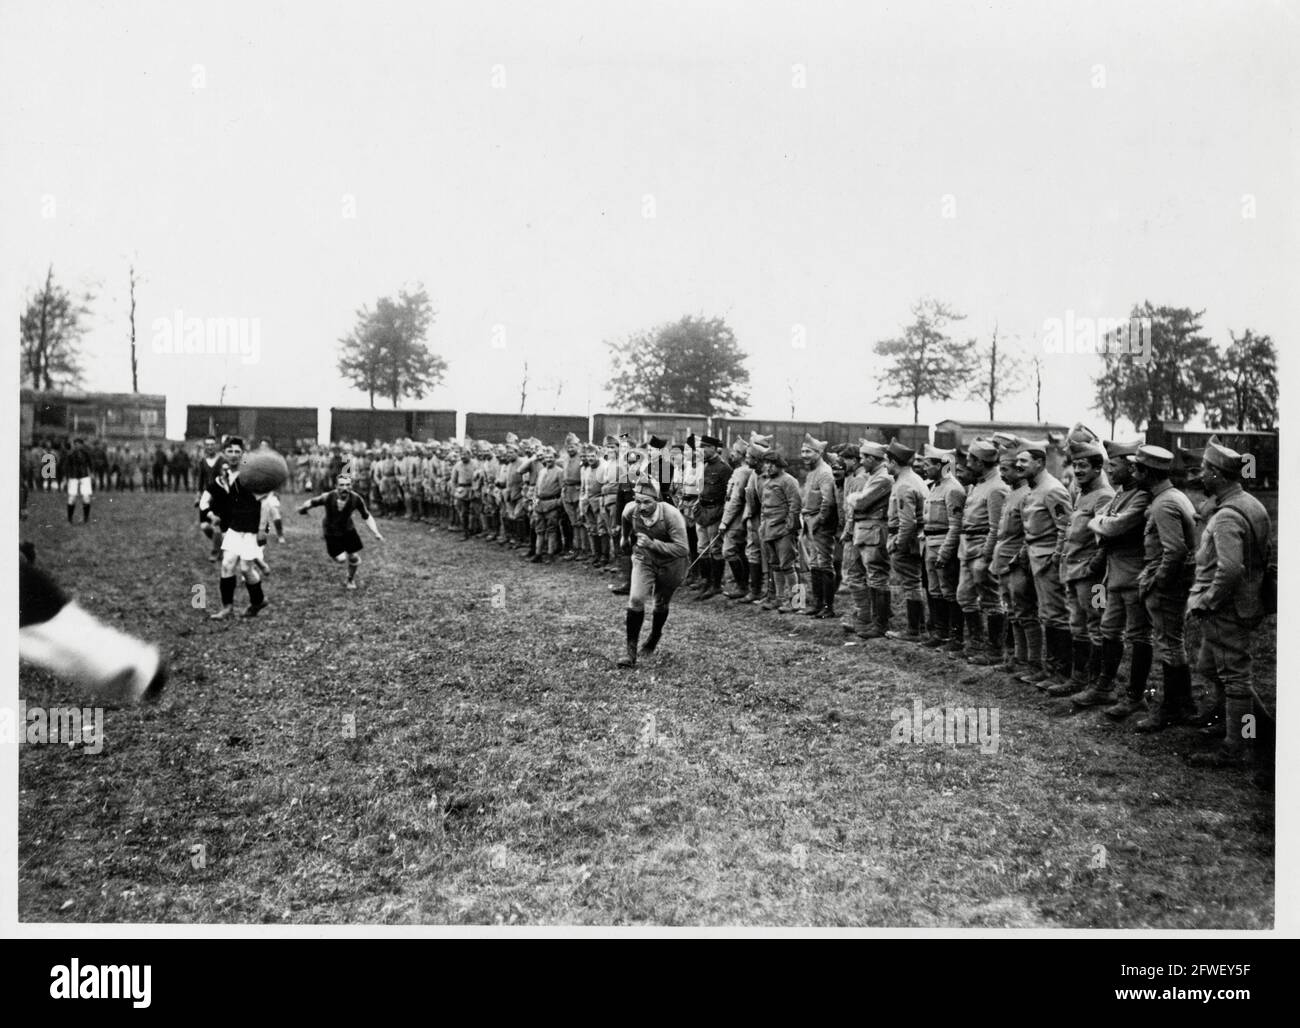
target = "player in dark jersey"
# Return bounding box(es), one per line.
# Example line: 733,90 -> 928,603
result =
297,471 -> 384,589
194,436 -> 229,562
201,437 -> 273,619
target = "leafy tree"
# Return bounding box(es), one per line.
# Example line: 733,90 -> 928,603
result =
967,323 -> 1027,420
1093,349 -> 1128,438
1203,329 -> 1278,430
874,298 -> 977,424
20,264 -> 91,390
606,314 -> 750,416
337,286 -> 445,408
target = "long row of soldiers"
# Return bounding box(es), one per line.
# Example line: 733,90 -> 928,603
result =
335,425 -> 1273,774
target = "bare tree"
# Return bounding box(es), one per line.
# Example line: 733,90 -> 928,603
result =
968,322 -> 1027,420
1031,352 -> 1043,422
518,359 -> 529,414
128,263 -> 139,392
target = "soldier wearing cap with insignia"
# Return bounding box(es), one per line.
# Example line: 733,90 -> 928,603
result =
757,449 -> 802,612
957,439 -> 1009,663
884,440 -> 927,640
797,433 -> 839,619
560,432 -> 585,558
919,444 -> 964,649
741,436 -> 772,603
692,434 -> 733,600
1073,440 -> 1153,714
719,437 -> 757,599
614,476 -> 689,669
843,440 -> 894,636
1127,444 -> 1198,732
530,446 -> 565,563
1015,440 -> 1074,686
1046,439 -> 1116,699
991,440 -> 1037,675
1187,439 -> 1273,767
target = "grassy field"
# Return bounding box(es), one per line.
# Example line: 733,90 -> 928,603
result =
18,490 -> 1274,927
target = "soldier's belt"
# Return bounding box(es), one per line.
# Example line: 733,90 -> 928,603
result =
538,493 -> 561,501
853,515 -> 886,523
923,527 -> 949,535
961,528 -> 989,537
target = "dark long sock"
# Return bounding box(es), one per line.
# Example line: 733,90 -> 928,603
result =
83,502 -> 90,523
626,608 -> 646,647
247,581 -> 265,606
219,576 -> 237,607
67,504 -> 75,523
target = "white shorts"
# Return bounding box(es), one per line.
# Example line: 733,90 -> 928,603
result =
67,476 -> 92,500
265,493 -> 281,519
221,529 -> 265,562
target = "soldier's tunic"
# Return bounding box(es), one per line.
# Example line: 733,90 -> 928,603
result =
695,453 -> 733,553
619,499 -> 689,612
721,463 -> 756,561
1062,477 -> 1115,644
1188,484 -> 1271,701
480,457 -> 500,518
924,470 -> 965,603
377,456 -> 402,509
743,465 -> 764,565
992,480 -> 1035,625
887,465 -> 927,601
850,464 -> 893,590
840,465 -> 871,605
598,454 -> 623,539
800,458 -> 837,572
1022,470 -> 1072,629
579,460 -> 602,537
451,458 -> 475,526
680,457 -> 703,525
1138,479 -> 1196,667
759,470 -> 802,573
957,468 -> 1008,614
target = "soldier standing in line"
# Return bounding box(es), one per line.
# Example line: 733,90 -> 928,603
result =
884,441 -> 927,641
796,434 -> 838,619
1187,440 -> 1273,768
608,439 -> 642,595
838,442 -> 872,633
719,437 -> 757,600
991,443 -> 1038,676
741,435 -> 771,604
956,440 -> 1009,664
1015,441 -> 1074,688
757,449 -> 802,613
845,441 -> 893,638
679,439 -> 704,584
560,433 -> 585,558
531,446 -> 566,564
920,445 -> 964,650
1082,440 -> 1153,716
451,445 -> 476,540
1048,439 -> 1115,700
577,443 -> 601,564
1129,445 -> 1198,733
597,436 -> 622,570
691,434 -> 733,600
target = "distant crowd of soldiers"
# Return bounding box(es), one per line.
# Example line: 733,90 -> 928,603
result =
324,423 -> 1272,777
23,439 -> 204,494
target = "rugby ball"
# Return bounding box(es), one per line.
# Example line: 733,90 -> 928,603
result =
239,449 -> 289,494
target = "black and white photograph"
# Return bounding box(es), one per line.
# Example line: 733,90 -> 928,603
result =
5,0 -> 1293,941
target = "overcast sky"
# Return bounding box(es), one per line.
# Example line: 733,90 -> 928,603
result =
4,0 -> 1296,440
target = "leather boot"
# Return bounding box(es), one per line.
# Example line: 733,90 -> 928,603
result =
1105,641 -> 1152,720
816,570 -> 838,619
1049,637 -> 1091,696
1189,696 -> 1255,767
745,562 -> 765,603
961,609 -> 984,659
695,558 -> 718,599
997,621 -> 1028,673
640,608 -> 670,655
1073,637 -> 1122,709
1018,622 -> 1050,684
857,587 -> 888,638
943,599 -> 966,652
799,572 -> 824,616
923,598 -> 950,647
887,597 -> 924,641
970,611 -> 1005,665
1135,663 -> 1192,732
775,571 -> 797,614
724,558 -> 750,600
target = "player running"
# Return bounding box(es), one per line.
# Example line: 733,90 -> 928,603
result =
297,471 -> 384,589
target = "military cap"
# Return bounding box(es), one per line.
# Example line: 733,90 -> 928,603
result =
699,434 -> 724,448
648,434 -> 667,449
749,432 -> 773,448
1128,444 -> 1174,471
748,440 -> 771,459
602,434 -> 620,448
731,437 -> 750,456
991,432 -> 1024,454
886,440 -> 915,464
1017,439 -> 1049,458
1103,439 -> 1139,459
839,443 -> 860,460
860,440 -> 887,459
1067,422 -> 1100,445
1173,446 -> 1204,472
564,432 -> 581,447
634,476 -> 660,498
1202,438 -> 1240,472
760,449 -> 787,468
504,432 -> 519,445
922,443 -> 955,464
1067,440 -> 1106,461
801,433 -> 827,455
967,439 -> 999,463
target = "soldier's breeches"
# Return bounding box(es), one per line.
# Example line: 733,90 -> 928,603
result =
562,499 -> 580,531
762,534 -> 796,574
957,555 -> 999,613
745,521 -> 762,564
801,525 -> 834,571
1098,583 -> 1150,645
1029,558 -> 1069,629
1065,576 -> 1105,643
890,550 -> 924,602
1197,609 -> 1262,700
629,558 -> 684,613
541,507 -> 563,552
925,545 -> 958,601
1145,588 -> 1190,667
863,544 -> 891,590
721,524 -> 746,561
